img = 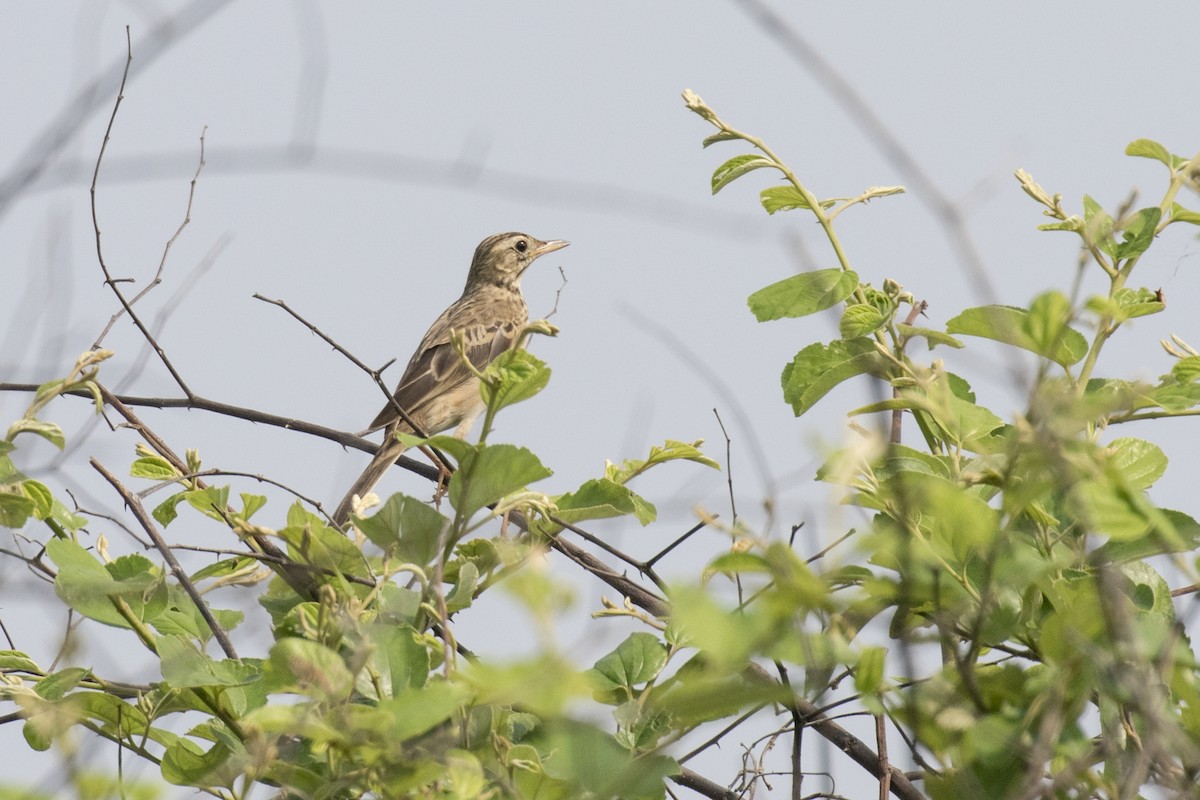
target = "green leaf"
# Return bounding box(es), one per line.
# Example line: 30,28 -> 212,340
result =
1107,437 -> 1167,490
369,624 -> 429,697
0,490 -> 36,529
36,667 -> 88,700
444,561 -> 479,613
130,456 -> 179,481
356,493 -> 447,566
839,303 -> 886,338
711,154 -> 775,194
449,444 -> 552,519
1125,138 -> 1177,167
537,720 -> 679,799
263,639 -> 353,703
590,633 -> 668,694
381,681 -> 469,741
1172,356 -> 1200,384
747,269 -> 858,321
1038,217 -> 1084,233
239,493 -> 267,520
897,324 -> 964,350
279,513 -> 371,579
781,338 -> 887,417
759,185 -> 834,214
0,650 -> 40,673
1115,207 -> 1162,260
549,478 -> 657,528
158,636 -> 260,688
183,486 -> 229,521
854,646 -> 887,699
1170,203 -> 1200,226
161,738 -> 234,787
1069,479 -> 1150,541
481,349 -> 551,413
152,492 -> 186,527
946,303 -> 1087,367
47,539 -> 138,628
1086,287 -> 1165,323
1150,381 -> 1200,411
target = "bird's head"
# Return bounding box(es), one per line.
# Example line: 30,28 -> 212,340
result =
468,232 -> 569,290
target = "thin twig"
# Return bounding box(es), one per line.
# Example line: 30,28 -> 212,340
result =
91,458 -> 238,660
93,126 -> 208,347
645,518 -> 711,571
545,265 -> 568,319
90,27 -> 194,399
713,408 -> 738,527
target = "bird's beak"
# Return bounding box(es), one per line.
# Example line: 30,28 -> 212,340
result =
534,239 -> 569,257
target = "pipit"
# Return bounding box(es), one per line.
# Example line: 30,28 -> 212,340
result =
333,232 -> 568,525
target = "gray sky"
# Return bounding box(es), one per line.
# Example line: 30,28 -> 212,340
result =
2,2 -> 1198,796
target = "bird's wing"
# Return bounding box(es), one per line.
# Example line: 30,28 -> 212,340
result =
366,316 -> 522,433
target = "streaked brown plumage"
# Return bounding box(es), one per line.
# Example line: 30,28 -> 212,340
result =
333,232 -> 568,525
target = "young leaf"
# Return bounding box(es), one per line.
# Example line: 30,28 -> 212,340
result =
748,269 -> 858,321
130,455 -> 179,481
1106,437 -> 1167,490
481,349 -> 551,412
711,154 -> 775,194
781,338 -> 888,417
759,185 -> 834,214
840,304 -> 886,338
1124,138 -> 1177,168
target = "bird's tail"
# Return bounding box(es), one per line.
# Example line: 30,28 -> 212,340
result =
332,436 -> 408,526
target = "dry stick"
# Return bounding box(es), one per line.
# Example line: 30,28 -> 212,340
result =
91,459 -> 238,660
94,126 -> 209,347
89,27 -> 194,399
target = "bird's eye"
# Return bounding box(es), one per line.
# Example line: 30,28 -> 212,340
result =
515,240 -> 528,253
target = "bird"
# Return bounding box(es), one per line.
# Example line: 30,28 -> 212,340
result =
332,232 -> 569,525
